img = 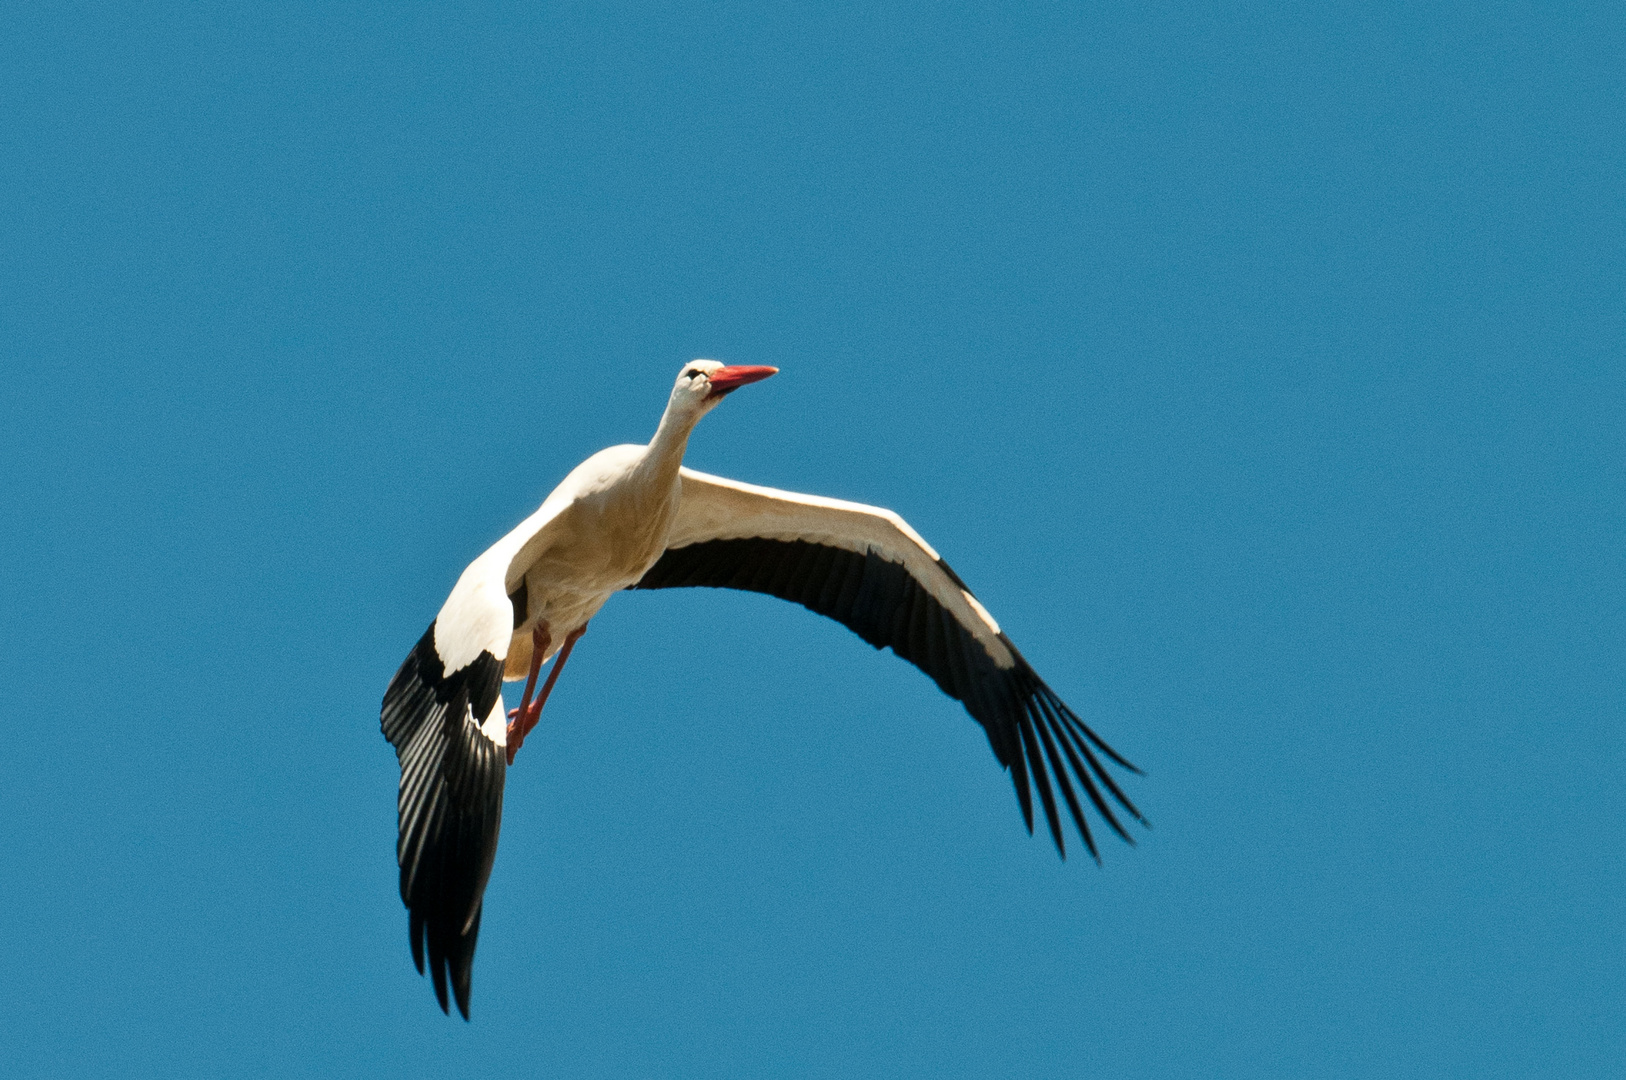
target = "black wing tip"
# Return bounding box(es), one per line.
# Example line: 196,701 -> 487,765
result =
1016,717 -> 1067,858
993,668 -> 1148,861
1053,692 -> 1144,778
409,910 -> 426,975
453,966 -> 474,1020
427,964 -> 473,1020
1006,757 -> 1036,835
1097,743 -> 1145,777
410,906 -> 479,1019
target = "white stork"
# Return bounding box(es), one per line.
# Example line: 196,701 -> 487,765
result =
381,361 -> 1145,1018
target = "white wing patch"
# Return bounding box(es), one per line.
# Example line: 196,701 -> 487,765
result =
434,554 -> 514,674
672,468 -> 1015,669
477,690 -> 508,747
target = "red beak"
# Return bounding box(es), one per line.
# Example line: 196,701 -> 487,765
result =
706,365 -> 779,397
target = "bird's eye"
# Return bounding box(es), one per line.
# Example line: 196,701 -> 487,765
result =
685,368 -> 705,380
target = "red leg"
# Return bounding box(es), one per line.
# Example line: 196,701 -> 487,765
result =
506,624 -> 551,764
518,623 -> 587,741
506,622 -> 587,763
516,624 -> 551,716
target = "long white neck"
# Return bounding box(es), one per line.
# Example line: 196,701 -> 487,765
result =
640,396 -> 704,485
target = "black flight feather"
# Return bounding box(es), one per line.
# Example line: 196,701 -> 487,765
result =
632,537 -> 1142,858
381,621 -> 506,1019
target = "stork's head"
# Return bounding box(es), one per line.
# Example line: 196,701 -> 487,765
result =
667,359 -> 778,420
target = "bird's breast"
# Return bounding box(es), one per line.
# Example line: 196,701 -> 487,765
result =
515,479 -> 679,612
502,485 -> 677,680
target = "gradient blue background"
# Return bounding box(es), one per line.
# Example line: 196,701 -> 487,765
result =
3,3 -> 1622,1077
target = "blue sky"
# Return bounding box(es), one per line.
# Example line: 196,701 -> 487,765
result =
3,3 -> 1622,1077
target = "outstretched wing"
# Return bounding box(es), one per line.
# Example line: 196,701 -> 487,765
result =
380,594 -> 509,1018
632,467 -> 1145,860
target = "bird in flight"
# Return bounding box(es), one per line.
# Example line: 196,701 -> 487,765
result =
381,361 -> 1145,1017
